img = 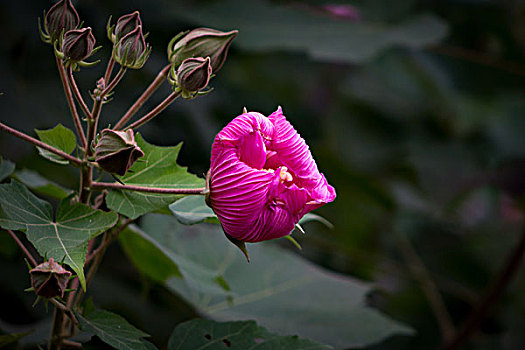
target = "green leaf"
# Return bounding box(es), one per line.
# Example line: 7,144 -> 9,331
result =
135,214 -> 414,349
0,181 -> 118,290
106,134 -> 204,220
15,169 -> 71,199
168,319 -> 331,350
35,124 -> 77,165
298,213 -> 334,229
120,224 -> 232,296
76,309 -> 154,350
0,330 -> 33,347
173,0 -> 448,63
0,157 -> 15,181
169,195 -> 218,225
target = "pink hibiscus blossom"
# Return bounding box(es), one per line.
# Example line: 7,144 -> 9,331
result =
208,107 -> 336,243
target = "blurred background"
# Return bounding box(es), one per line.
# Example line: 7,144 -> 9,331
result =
1,0 -> 525,349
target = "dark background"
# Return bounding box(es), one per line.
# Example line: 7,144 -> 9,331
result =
1,0 -> 525,349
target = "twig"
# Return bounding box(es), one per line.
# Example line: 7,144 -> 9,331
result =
397,233 -> 456,342
103,56 -> 115,85
0,121 -> 83,167
113,64 -> 171,130
49,299 -> 78,325
6,229 -> 37,267
443,226 -> 525,350
101,66 -> 126,97
55,57 -> 87,148
67,67 -> 92,120
124,90 -> 181,130
91,181 -> 206,194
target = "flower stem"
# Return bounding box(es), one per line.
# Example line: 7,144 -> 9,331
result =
6,229 -> 37,267
67,67 -> 92,120
103,56 -> 115,85
0,121 -> 82,167
56,57 -> 87,148
124,90 -> 181,130
101,66 -> 126,96
443,226 -> 525,350
113,64 -> 171,130
91,181 -> 206,194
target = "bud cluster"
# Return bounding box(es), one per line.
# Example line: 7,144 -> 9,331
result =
107,11 -> 151,69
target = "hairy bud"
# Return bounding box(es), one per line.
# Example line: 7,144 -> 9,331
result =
175,57 -> 212,99
112,25 -> 151,69
62,27 -> 96,62
30,258 -> 71,299
168,28 -> 238,72
44,0 -> 80,43
108,11 -> 142,44
95,129 -> 144,176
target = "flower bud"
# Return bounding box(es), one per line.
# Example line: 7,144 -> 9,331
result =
44,0 -> 80,43
62,27 -> 96,62
30,258 -> 71,299
176,57 -> 212,98
95,129 -> 144,176
168,28 -> 238,72
112,25 -> 151,69
110,11 -> 142,44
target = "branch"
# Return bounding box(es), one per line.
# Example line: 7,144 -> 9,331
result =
6,229 -> 38,267
443,226 -> 525,350
56,57 -> 87,148
124,91 -> 181,130
113,64 -> 171,130
0,121 -> 83,167
67,67 -> 92,120
91,181 -> 206,194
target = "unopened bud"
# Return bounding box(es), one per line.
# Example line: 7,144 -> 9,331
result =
95,129 -> 144,176
113,25 -> 151,69
167,28 -> 237,72
109,11 -> 142,44
30,258 -> 71,299
175,57 -> 212,99
44,0 -> 80,43
62,27 -> 96,62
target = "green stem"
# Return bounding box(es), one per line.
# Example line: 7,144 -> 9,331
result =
124,91 -> 181,130
113,64 -> 171,130
91,181 -> 206,194
0,121 -> 82,167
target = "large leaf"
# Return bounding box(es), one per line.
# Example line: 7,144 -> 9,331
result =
106,134 -> 204,220
76,309 -> 155,350
171,0 -> 448,63
35,124 -> 77,165
132,214 -> 413,349
15,169 -> 71,199
0,181 -> 118,289
168,319 -> 330,350
169,195 -> 218,225
0,157 -> 15,181
120,224 -> 232,296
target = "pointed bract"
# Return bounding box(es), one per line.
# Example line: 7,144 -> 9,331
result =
113,25 -> 151,69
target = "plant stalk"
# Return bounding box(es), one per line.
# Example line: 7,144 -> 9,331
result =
67,67 -> 92,120
6,229 -> 37,267
124,91 -> 181,130
91,181 -> 206,194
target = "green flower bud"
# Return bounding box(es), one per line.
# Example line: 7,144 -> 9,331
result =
30,258 -> 71,299
175,57 -> 212,99
168,28 -> 238,72
108,11 -> 142,44
44,0 -> 80,43
62,27 -> 96,62
112,25 -> 151,69
95,129 -> 144,176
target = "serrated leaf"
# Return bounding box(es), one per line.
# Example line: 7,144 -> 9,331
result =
168,319 -> 331,350
137,214 -> 413,349
0,181 -> 118,290
76,309 -> 154,350
0,157 -> 15,181
169,195 -> 218,225
106,134 -> 204,220
0,330 -> 33,347
120,224 -> 231,296
172,0 -> 448,63
35,124 -> 77,165
15,169 -> 71,199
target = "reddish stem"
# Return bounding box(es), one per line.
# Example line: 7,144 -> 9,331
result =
101,66 -> 126,97
6,229 -> 37,267
103,57 -> 115,85
0,121 -> 82,167
124,91 -> 181,130
67,67 -> 92,120
91,181 -> 206,194
113,64 -> 171,130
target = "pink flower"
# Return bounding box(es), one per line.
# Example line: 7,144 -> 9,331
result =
208,107 -> 336,242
